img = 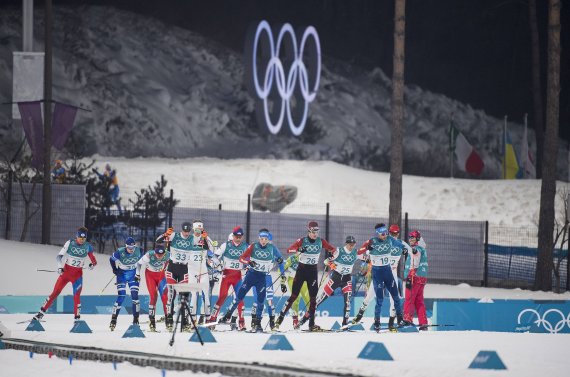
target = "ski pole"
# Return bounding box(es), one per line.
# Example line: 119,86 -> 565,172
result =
99,275 -> 116,295
36,269 -> 57,273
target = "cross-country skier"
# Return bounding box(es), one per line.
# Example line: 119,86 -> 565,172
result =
156,221 -> 193,331
135,242 -> 169,332
274,221 -> 336,332
402,230 -> 429,330
109,236 -> 142,330
158,221 -> 217,331
33,227 -> 97,322
351,224 -> 413,331
218,229 -> 284,332
208,226 -> 248,331
250,230 -> 286,330
282,253 -> 310,329
356,223 -> 407,332
298,235 -> 359,328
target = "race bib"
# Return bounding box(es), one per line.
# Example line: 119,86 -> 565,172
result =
298,253 -> 319,265
65,255 -> 85,268
370,254 -> 390,267
171,250 -> 190,263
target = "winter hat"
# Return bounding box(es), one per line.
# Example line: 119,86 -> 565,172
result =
232,226 -> 244,236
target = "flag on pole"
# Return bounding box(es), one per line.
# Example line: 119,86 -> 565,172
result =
520,121 -> 536,178
18,101 -> 44,169
52,102 -> 78,150
450,125 -> 484,176
503,131 -> 522,179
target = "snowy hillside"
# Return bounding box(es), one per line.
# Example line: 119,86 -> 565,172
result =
0,5 -> 567,179
91,156 -> 569,228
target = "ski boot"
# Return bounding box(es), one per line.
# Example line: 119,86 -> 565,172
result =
74,315 -> 81,323
273,313 -> 284,330
308,324 -> 324,332
269,315 -> 276,331
149,316 -> 157,332
228,316 -> 236,330
398,314 -> 413,327
33,309 -> 46,322
352,308 -> 365,324
109,315 -> 118,331
132,315 -> 139,326
373,318 -> 381,333
342,317 -> 349,327
251,318 -> 263,333
198,315 -> 205,325
250,316 -> 256,329
388,316 -> 398,332
292,315 -> 299,329
218,312 -> 231,324
419,325 -> 428,331
165,314 -> 174,332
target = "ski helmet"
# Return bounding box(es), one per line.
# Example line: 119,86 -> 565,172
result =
389,224 -> 400,234
409,230 -> 421,239
307,221 -> 319,232
181,222 -> 192,232
125,236 -> 136,249
155,242 -> 166,254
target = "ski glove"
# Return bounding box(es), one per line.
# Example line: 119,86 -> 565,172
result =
249,260 -> 258,268
134,274 -> 141,283
298,247 -> 307,253
367,243 -> 374,251
164,228 -> 174,237
405,277 -> 412,290
328,261 -> 337,271
58,267 -> 64,275
88,263 -> 96,270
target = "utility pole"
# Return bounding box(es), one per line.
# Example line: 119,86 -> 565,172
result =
41,0 -> 52,244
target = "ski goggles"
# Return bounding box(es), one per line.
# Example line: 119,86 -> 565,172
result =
258,231 -> 270,239
375,226 -> 388,236
308,227 -> 320,234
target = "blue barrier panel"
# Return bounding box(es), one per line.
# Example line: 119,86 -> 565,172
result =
189,327 -> 216,343
26,320 -> 45,332
262,334 -> 294,351
468,350 -> 507,370
357,342 -> 393,361
70,320 -> 92,333
122,324 -> 145,338
434,299 -> 570,333
0,296 -> 50,314
0,339 -> 5,349
331,321 -> 341,330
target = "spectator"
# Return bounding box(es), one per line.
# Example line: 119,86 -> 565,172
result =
94,162 -> 121,213
51,159 -> 66,184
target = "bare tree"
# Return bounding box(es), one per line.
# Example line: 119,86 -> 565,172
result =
551,188 -> 569,293
535,0 -> 561,291
528,0 -> 544,178
0,150 -> 43,242
389,0 -> 406,227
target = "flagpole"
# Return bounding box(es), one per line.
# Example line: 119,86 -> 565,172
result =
450,113 -> 454,178
503,116 -> 507,179
523,113 -> 528,179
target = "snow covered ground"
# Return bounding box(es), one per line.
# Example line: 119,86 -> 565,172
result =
2,232 -> 570,377
1,314 -> 569,377
90,156 -> 569,228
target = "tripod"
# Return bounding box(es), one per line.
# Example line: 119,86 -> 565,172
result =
169,285 -> 204,346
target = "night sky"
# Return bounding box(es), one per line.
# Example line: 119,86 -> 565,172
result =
5,0 -> 570,141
